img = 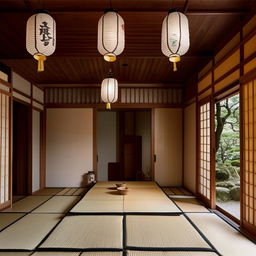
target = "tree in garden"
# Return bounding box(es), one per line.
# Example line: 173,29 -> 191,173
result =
215,95 -> 239,155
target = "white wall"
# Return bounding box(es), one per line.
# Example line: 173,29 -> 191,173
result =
46,108 -> 93,187
97,111 -> 117,181
184,103 -> 196,193
154,108 -> 183,186
135,111 -> 151,178
32,110 -> 40,192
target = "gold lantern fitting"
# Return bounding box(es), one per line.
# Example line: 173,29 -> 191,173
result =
104,53 -> 116,62
106,103 -> 111,109
34,54 -> 47,72
169,54 -> 180,72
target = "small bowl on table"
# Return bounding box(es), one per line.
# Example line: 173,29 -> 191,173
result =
117,186 -> 130,195
116,183 -> 126,188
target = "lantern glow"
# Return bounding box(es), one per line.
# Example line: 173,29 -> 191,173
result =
98,9 -> 125,62
101,77 -> 118,109
26,11 -> 56,72
161,11 -> 190,71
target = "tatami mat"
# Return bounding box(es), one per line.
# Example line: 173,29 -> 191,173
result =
94,181 -> 157,188
41,215 -> 123,249
124,188 -> 165,200
172,198 -> 209,212
71,199 -> 123,213
0,213 -> 63,250
126,215 -> 211,249
125,181 -> 158,187
33,188 -> 63,196
3,196 -> 51,212
64,188 -> 78,195
85,188 -> 124,201
187,213 -> 256,256
56,188 -> 72,195
33,196 -> 81,213
162,187 -> 192,196
124,199 -> 181,213
81,253 -> 123,256
126,251 -> 218,256
31,252 -> 80,256
0,213 -> 25,230
72,188 -> 87,196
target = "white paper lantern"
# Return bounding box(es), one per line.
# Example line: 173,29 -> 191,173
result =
101,77 -> 118,109
26,11 -> 56,72
161,11 -> 190,71
98,10 -> 125,62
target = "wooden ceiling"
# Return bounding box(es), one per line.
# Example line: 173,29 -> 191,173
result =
0,0 -> 255,86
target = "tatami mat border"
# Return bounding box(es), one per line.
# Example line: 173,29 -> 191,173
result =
0,181 -> 254,254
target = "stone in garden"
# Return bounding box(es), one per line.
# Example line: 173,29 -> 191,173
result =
216,187 -> 231,202
216,168 -> 230,181
216,181 -> 235,189
227,166 -> 240,180
230,186 -> 240,201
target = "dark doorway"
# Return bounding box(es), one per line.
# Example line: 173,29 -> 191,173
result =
122,135 -> 142,180
97,110 -> 151,181
13,101 -> 31,196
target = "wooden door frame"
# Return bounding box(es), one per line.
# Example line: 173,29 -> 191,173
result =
196,96 -> 216,208
213,88 -> 241,224
12,99 -> 33,196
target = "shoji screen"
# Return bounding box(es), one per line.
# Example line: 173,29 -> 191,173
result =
0,92 -> 9,204
242,80 -> 256,235
198,101 -> 212,204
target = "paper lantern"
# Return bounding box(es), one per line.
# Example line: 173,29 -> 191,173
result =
98,9 -> 125,62
161,10 -> 190,71
26,11 -> 56,72
101,77 -> 118,109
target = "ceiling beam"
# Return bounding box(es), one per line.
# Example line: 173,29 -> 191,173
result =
39,83 -> 184,88
0,55 -> 212,60
0,9 -> 249,15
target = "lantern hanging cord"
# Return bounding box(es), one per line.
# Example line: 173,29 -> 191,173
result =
170,0 -> 174,9
109,0 -> 112,9
183,0 -> 189,14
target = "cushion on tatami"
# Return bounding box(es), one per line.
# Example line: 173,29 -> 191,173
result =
124,199 -> 181,213
33,196 -> 81,213
0,213 -> 25,230
31,252 -> 80,256
126,215 -> 211,249
0,213 -> 63,250
41,215 -> 123,249
81,253 -> 123,256
33,188 -> 63,196
187,213 -> 256,256
126,251 -> 218,256
172,198 -> 209,212
3,196 -> 51,212
71,200 -> 123,213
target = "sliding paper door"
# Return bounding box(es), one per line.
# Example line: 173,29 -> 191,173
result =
0,92 -> 10,207
198,99 -> 214,207
242,80 -> 256,235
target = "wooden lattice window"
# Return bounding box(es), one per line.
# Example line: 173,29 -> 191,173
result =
242,80 -> 256,233
0,93 -> 9,204
199,102 -> 211,200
